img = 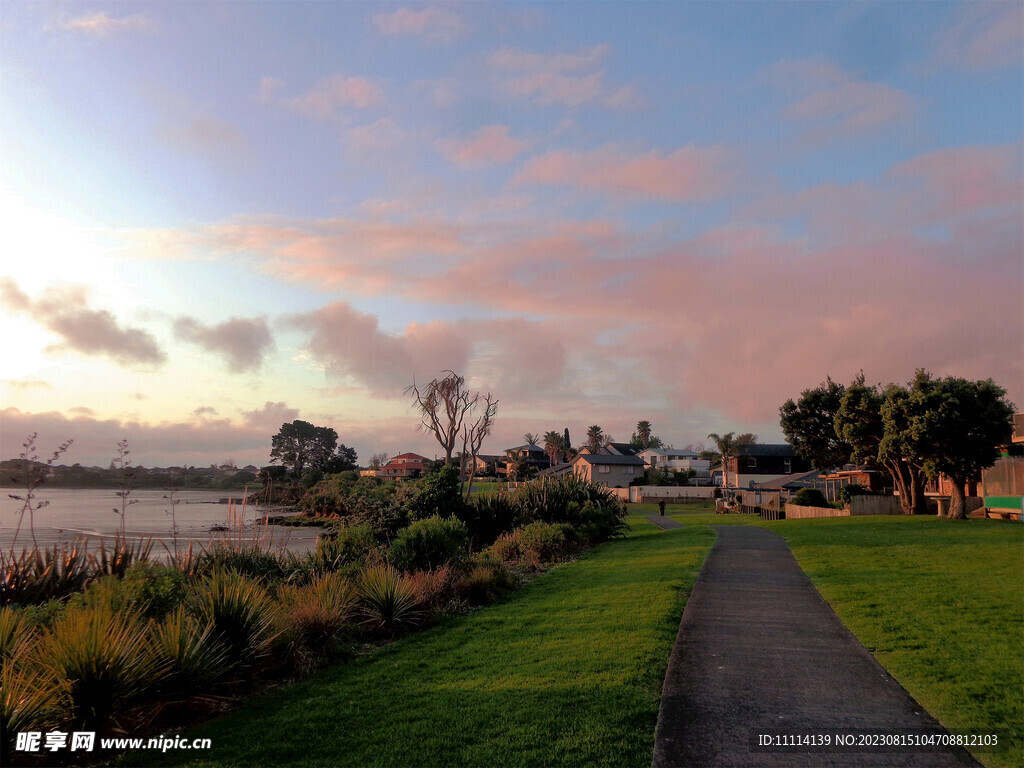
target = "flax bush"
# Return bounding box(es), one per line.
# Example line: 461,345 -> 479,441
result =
275,573 -> 357,669
358,565 -> 420,635
39,601 -> 162,732
186,570 -> 278,672
150,607 -> 230,702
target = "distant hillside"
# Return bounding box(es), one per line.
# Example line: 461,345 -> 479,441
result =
0,459 -> 260,490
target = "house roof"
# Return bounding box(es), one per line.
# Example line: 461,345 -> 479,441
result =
507,444 -> 546,453
574,454 -> 645,466
643,448 -> 699,458
735,443 -> 797,458
752,471 -> 821,490
605,442 -> 641,456
391,452 -> 428,461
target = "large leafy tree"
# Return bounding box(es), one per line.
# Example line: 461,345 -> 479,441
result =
779,377 -> 853,472
706,432 -> 756,488
835,376 -> 925,515
270,421 -> 338,477
901,372 -> 1014,519
327,444 -> 359,473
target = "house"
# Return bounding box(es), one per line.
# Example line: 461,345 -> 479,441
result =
361,452 -> 429,480
461,453 -> 501,476
752,470 -> 821,500
578,442 -> 642,457
638,448 -> 711,479
717,444 -> 812,488
818,467 -> 890,501
497,444 -> 550,476
571,453 -> 645,488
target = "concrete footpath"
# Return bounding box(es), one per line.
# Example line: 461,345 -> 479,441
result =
651,525 -> 980,768
647,515 -> 684,530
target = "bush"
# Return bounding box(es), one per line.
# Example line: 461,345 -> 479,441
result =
0,543 -> 92,606
1,661 -> 61,764
486,533 -> 521,563
275,573 -> 356,670
357,566 -> 419,635
791,488 -> 831,508
406,565 -> 463,620
516,522 -> 569,564
410,464 -> 463,520
456,556 -> 518,606
313,525 -> 378,571
194,544 -> 289,583
458,492 -> 520,549
0,607 -> 30,672
39,601 -> 161,732
389,517 -> 468,572
187,570 -> 278,671
149,607 -> 229,701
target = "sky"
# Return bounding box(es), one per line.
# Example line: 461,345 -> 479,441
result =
1,1 -> 1021,469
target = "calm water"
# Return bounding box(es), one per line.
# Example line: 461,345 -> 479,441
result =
0,488 -> 318,555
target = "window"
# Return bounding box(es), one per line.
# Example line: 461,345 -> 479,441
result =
746,457 -> 757,469
598,464 -> 611,474
783,458 -> 792,472
624,465 -> 635,475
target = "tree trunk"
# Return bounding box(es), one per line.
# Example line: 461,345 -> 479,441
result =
908,467 -> 929,515
886,460 -> 913,515
946,478 -> 968,520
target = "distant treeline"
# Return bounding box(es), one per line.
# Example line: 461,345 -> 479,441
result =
0,460 -> 258,491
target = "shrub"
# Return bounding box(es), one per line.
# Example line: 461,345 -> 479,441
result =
0,607 -> 30,672
313,525 -> 378,570
39,601 -> 161,732
1,661 -> 61,764
486,533 -> 521,563
456,556 -> 518,606
516,522 -> 568,564
406,565 -> 463,620
791,488 -> 832,508
458,492 -> 520,549
0,543 -> 92,606
275,573 -> 357,669
187,570 -> 278,672
194,544 -> 288,583
410,464 -> 463,520
89,533 -> 153,578
390,517 -> 468,572
357,565 -> 419,634
507,475 -> 627,542
149,608 -> 229,701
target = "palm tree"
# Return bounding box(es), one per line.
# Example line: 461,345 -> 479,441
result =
543,430 -> 563,466
707,432 -> 756,489
523,432 -> 539,446
586,425 -> 604,452
635,420 -> 652,449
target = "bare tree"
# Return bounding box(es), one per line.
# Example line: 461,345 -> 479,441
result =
462,393 -> 498,499
407,371 -> 480,465
368,452 -> 390,469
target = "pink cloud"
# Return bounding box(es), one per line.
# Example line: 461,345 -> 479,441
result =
58,12 -> 156,36
0,279 -> 166,367
289,302 -> 472,393
932,1 -> 1024,72
515,144 -> 739,201
372,6 -> 468,42
438,125 -> 530,167
489,45 -> 642,110
173,316 -> 274,373
765,58 -> 913,140
285,75 -> 385,119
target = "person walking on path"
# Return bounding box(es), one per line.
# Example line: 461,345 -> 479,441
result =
658,498 -> 666,516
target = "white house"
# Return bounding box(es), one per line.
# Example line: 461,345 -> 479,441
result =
638,448 -> 711,478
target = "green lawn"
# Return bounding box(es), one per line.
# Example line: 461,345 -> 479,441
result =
129,508 -> 1021,768
767,516 -> 1023,768
141,516 -> 714,767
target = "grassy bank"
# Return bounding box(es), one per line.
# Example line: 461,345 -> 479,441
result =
138,517 -> 714,767
770,515 -> 1022,768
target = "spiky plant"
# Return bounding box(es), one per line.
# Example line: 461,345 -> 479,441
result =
0,607 -> 30,672
275,573 -> 357,669
187,570 -> 278,672
357,565 -> 420,635
0,543 -> 92,606
89,533 -> 153,578
150,608 -> 229,701
39,601 -> 162,732
1,658 -> 62,764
